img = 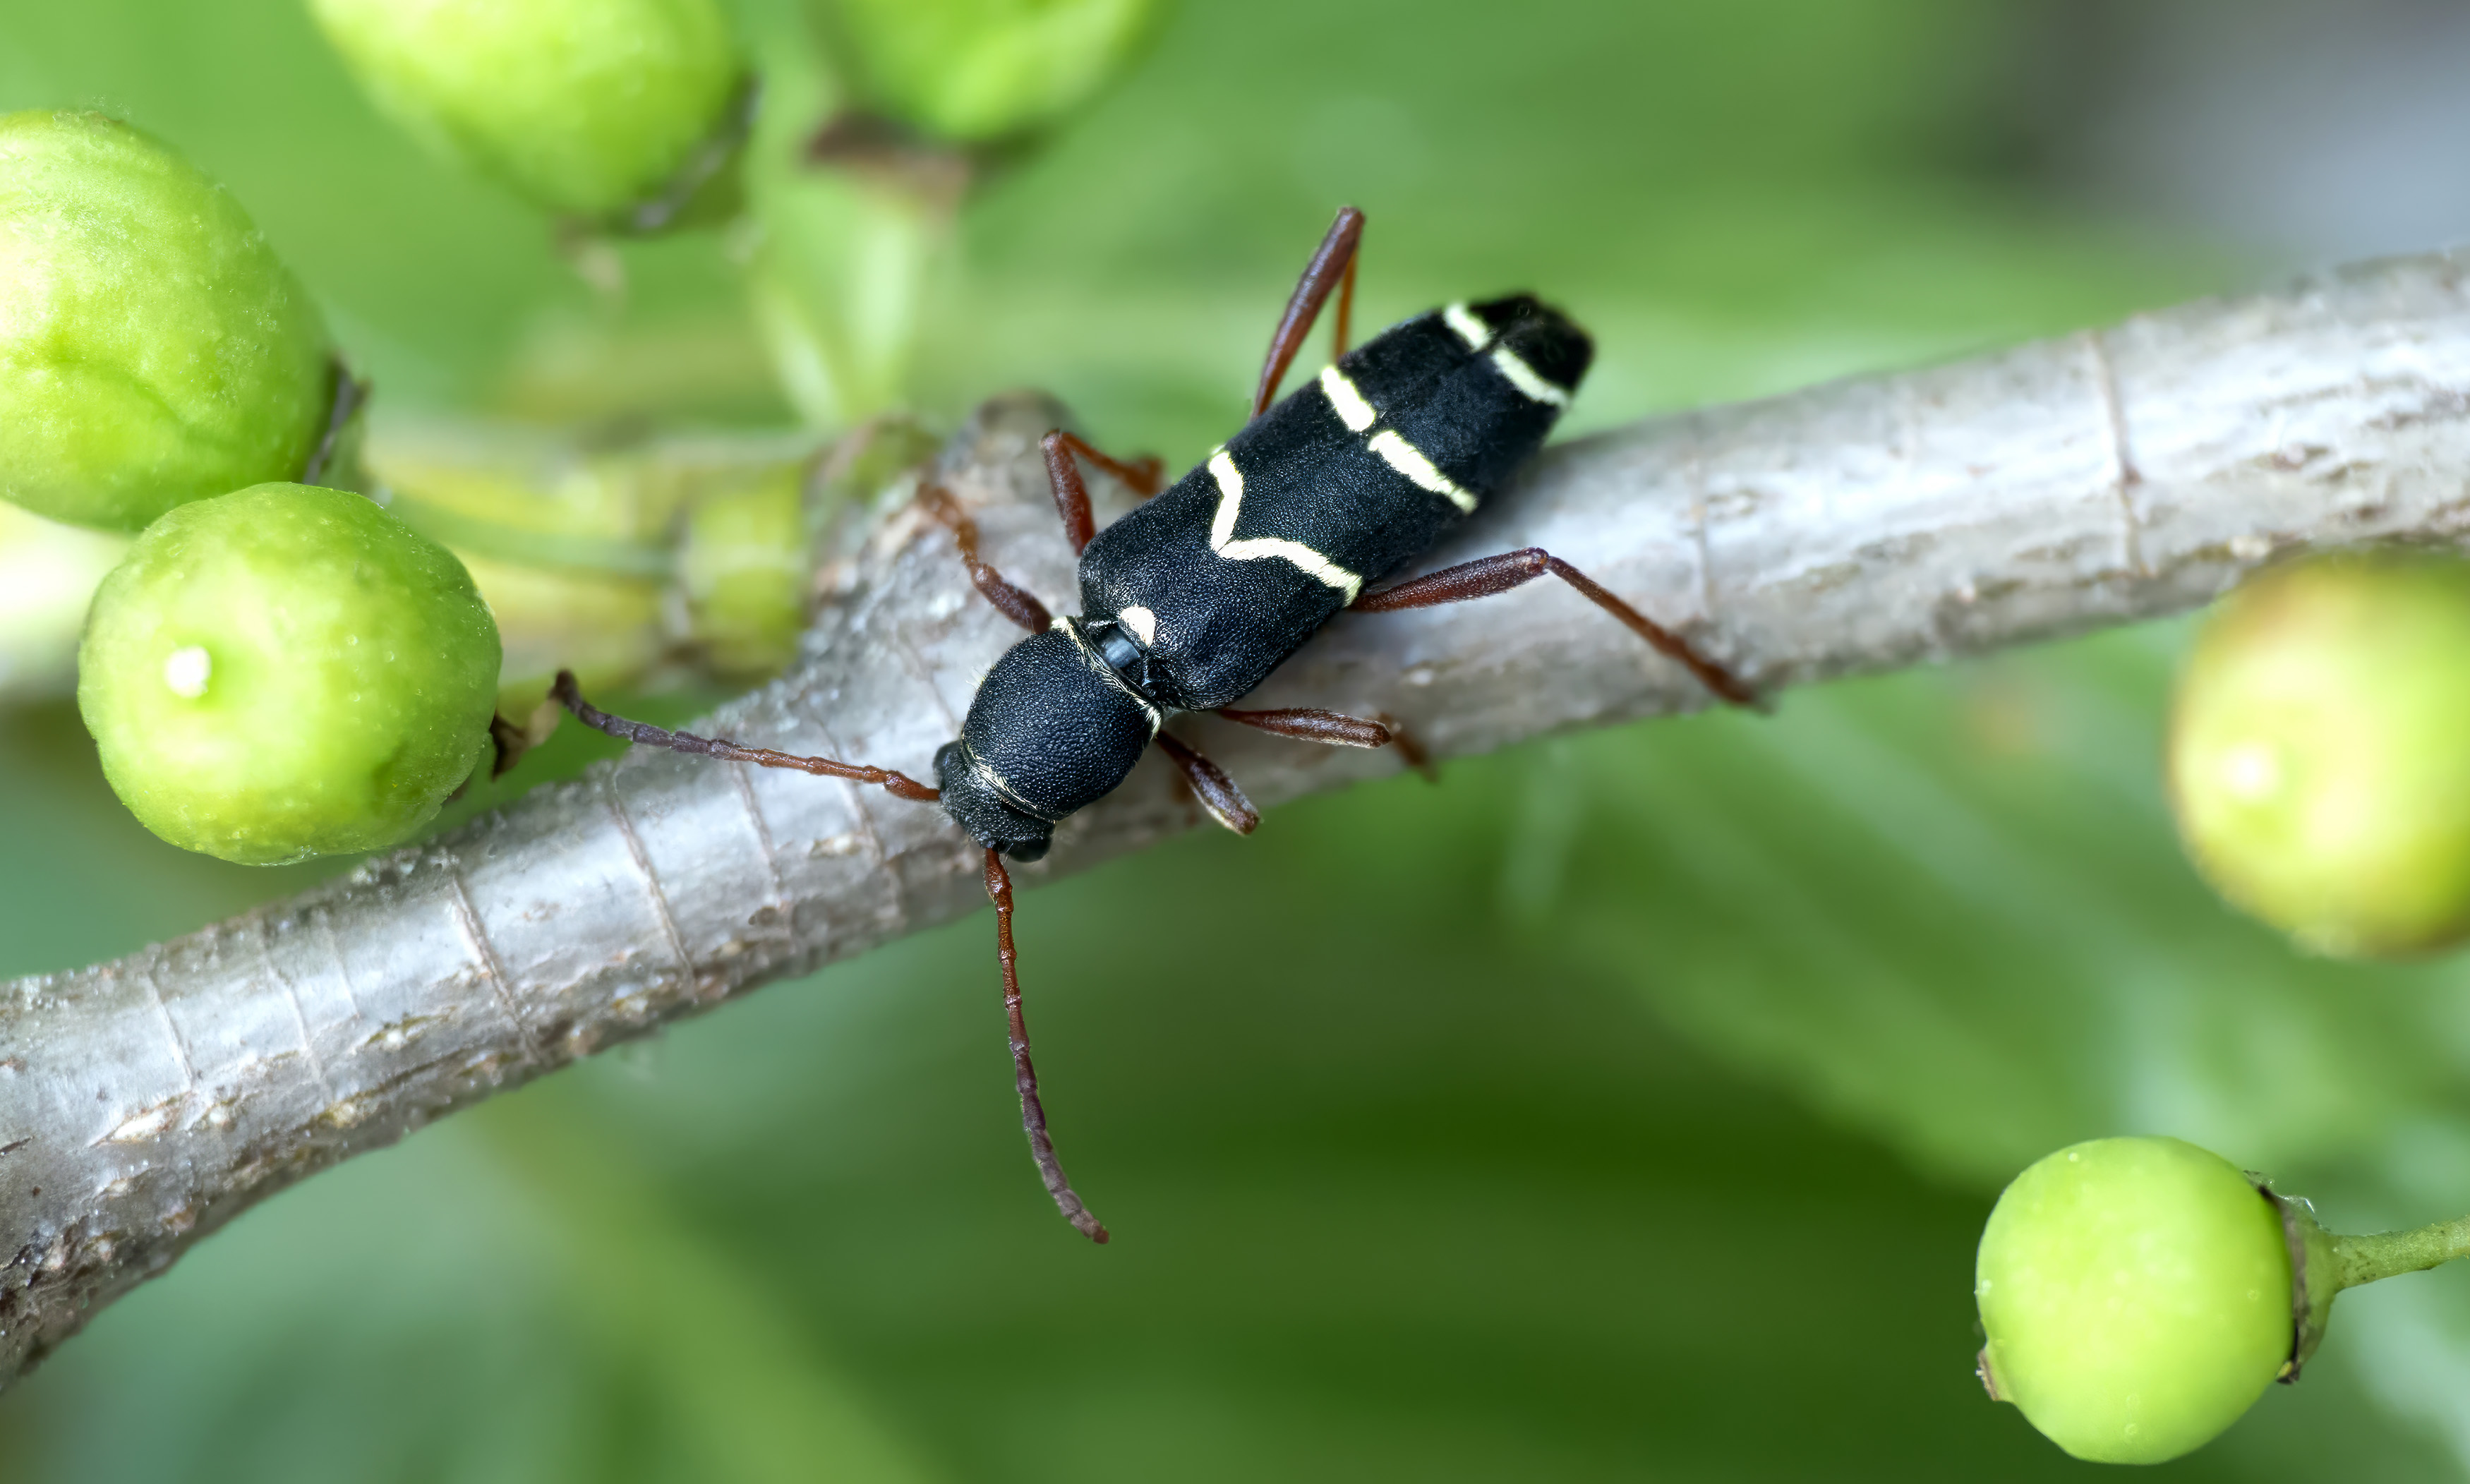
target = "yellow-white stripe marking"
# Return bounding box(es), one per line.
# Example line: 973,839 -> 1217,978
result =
1489,346 -> 1571,406
1318,365 -> 1378,433
1368,430 -> 1477,514
1207,448 -> 1363,601
972,753 -> 1061,821
1119,604 -> 1158,646
1442,301 -> 1490,351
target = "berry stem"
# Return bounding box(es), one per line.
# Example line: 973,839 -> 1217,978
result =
2332,1214 -> 2470,1291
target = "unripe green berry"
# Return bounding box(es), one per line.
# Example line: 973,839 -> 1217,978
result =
2169,550 -> 2470,957
311,0 -> 743,222
810,0 -> 1162,143
1977,1137 -> 2291,1464
78,483 -> 500,865
0,111 -> 332,533
681,467 -> 808,678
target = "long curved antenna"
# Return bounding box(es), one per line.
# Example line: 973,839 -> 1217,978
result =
984,849 -> 1110,1243
553,671 -> 942,802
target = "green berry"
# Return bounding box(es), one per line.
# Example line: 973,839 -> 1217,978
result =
2169,550 -> 2470,956
78,483 -> 500,865
0,111 -> 333,533
810,0 -> 1163,143
680,467 -> 808,678
311,0 -> 743,222
1977,1137 -> 2291,1464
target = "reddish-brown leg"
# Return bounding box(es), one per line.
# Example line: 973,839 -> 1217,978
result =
1153,732 -> 1260,834
983,849 -> 1109,1244
1038,431 -> 1165,557
1040,434 -> 1100,557
1332,247 -> 1357,361
1217,704 -> 1438,781
920,481 -> 1052,632
1351,549 -> 1759,707
554,671 -> 941,802
1377,713 -> 1441,783
1252,205 -> 1366,418
1215,706 -> 1392,749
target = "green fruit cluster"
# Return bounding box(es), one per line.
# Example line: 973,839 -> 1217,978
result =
1977,1137 -> 2293,1464
79,484 -> 501,865
2169,550 -> 2470,957
809,0 -> 1163,143
0,111 -> 333,533
311,0 -> 744,222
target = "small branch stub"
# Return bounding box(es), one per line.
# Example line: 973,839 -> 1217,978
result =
2256,1179 -> 2339,1382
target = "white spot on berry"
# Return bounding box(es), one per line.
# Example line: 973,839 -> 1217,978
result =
2220,741 -> 2282,802
162,646 -> 212,699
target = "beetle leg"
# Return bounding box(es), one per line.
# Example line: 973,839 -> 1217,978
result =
1378,713 -> 1442,783
1215,706 -> 1392,749
1063,433 -> 1167,497
1153,732 -> 1260,834
1253,205 -> 1366,418
1217,706 -> 1444,781
983,848 -> 1110,1244
919,481 -> 1052,632
553,671 -> 941,801
1352,548 -> 1760,708
1039,431 -> 1165,555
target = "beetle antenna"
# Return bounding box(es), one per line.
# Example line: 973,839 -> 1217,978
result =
983,847 -> 1109,1243
553,671 -> 942,802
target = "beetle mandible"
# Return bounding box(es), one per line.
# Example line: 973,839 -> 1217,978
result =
555,207 -> 1755,1241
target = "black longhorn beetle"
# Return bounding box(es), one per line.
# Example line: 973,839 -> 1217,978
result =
553,207 -> 1757,1242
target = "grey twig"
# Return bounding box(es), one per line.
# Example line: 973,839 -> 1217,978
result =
7,251 -> 2470,1382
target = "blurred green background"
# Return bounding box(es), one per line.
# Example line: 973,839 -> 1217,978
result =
8,0 -> 2470,1478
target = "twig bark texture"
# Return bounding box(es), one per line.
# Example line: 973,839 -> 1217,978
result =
8,251 -> 2470,1383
